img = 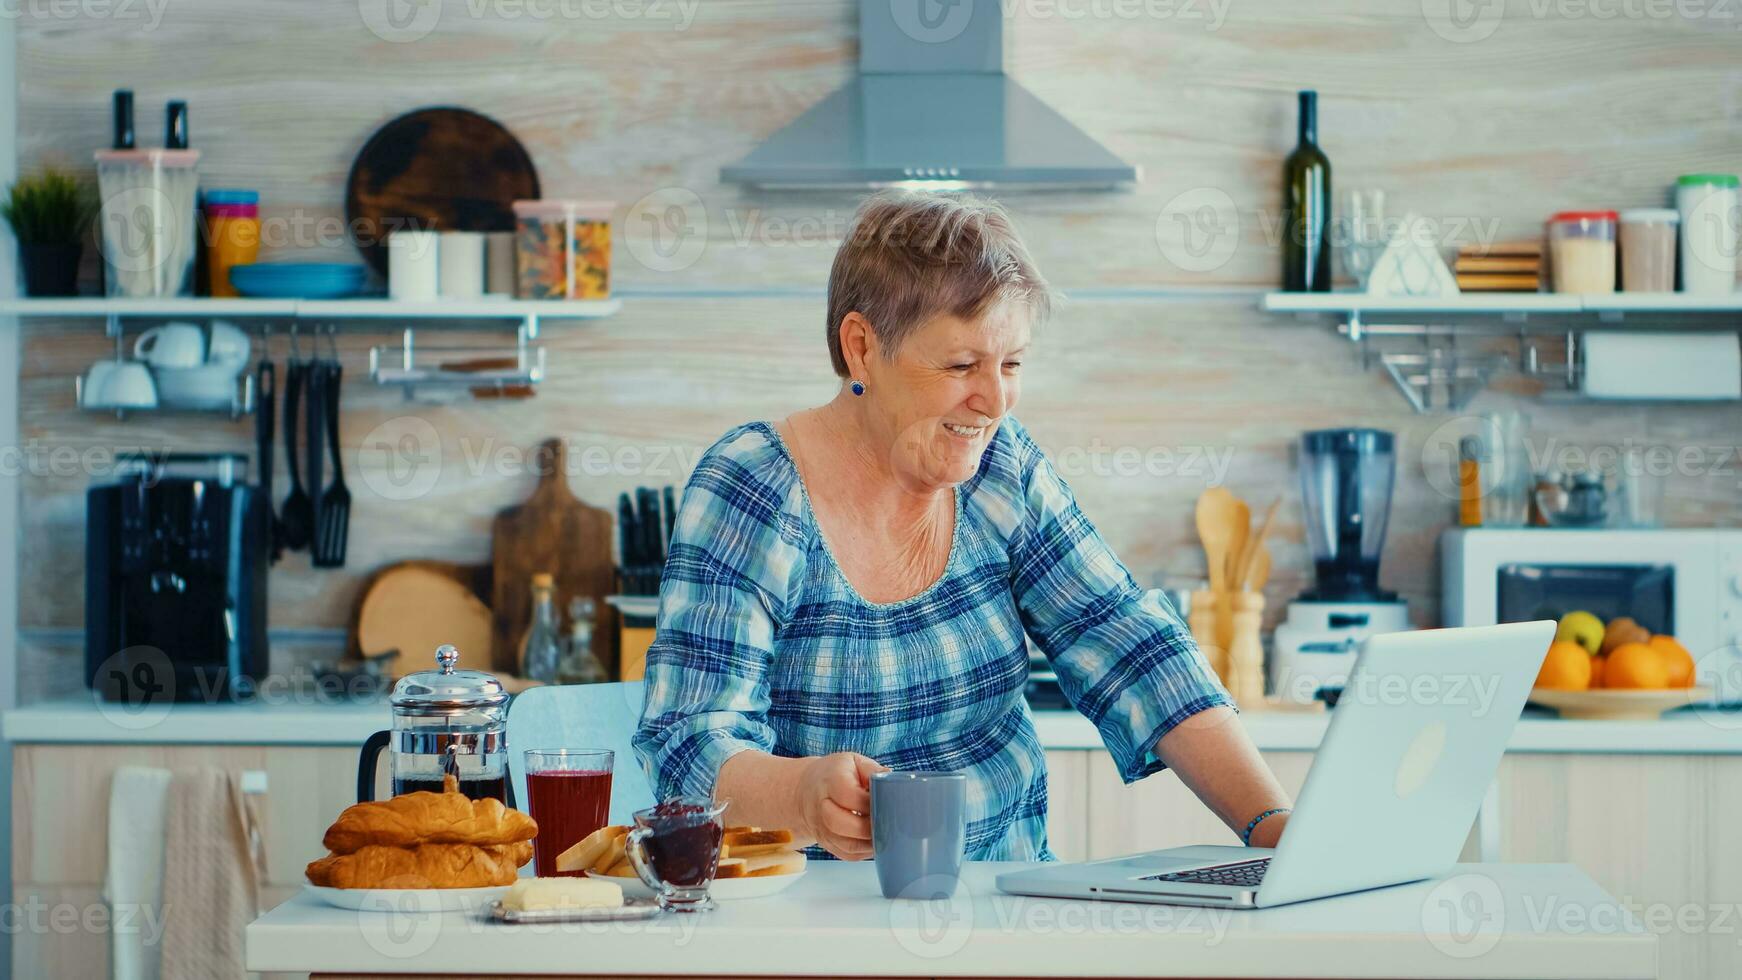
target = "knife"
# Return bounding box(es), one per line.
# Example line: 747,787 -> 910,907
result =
617,492 -> 638,569
662,485 -> 677,556
637,487 -> 663,565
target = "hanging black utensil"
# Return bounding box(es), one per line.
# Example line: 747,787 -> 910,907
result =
255,358 -> 280,562
303,350 -> 326,557
314,353 -> 351,568
279,355 -> 313,551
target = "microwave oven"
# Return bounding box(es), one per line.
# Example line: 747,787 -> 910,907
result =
1441,528 -> 1742,699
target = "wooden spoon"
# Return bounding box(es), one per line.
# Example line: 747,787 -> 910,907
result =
1234,498 -> 1282,590
1195,488 -> 1239,593
1225,495 -> 1251,593
1248,545 -> 1273,590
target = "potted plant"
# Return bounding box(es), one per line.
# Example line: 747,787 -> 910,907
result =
1,167 -> 97,297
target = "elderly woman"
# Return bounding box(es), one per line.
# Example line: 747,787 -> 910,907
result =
633,193 -> 1292,862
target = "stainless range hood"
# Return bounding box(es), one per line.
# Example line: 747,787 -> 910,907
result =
721,1 -> 1138,191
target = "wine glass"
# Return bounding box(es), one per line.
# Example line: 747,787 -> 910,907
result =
1341,189 -> 1389,290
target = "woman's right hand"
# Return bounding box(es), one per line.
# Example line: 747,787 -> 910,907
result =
796,752 -> 885,861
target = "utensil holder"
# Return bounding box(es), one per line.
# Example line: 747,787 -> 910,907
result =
1226,591 -> 1266,706
1188,588 -> 1226,683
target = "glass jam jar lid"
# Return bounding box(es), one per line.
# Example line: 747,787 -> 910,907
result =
389,644 -> 509,716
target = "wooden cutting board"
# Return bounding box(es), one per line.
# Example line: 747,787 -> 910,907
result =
344,106 -> 539,277
354,561 -> 495,679
490,438 -> 618,676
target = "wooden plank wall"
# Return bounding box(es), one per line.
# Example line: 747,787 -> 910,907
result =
12,0 -> 1742,697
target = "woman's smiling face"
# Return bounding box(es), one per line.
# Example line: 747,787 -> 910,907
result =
861,305 -> 1031,491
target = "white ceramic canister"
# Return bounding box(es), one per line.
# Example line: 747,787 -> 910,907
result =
438,231 -> 486,299
388,229 -> 440,301
1675,173 -> 1739,295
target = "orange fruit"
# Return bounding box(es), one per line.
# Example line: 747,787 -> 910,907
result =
1589,656 -> 1607,689
1535,640 -> 1593,691
1604,642 -> 1670,689
1648,635 -> 1696,688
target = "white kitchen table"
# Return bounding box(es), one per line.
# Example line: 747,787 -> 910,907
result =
246,862 -> 1656,978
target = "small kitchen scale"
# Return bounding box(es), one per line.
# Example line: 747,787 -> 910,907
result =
1271,429 -> 1411,704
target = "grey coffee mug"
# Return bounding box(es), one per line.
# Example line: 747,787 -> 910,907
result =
871,770 -> 967,899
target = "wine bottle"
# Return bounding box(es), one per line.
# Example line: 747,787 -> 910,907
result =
112,90 -> 135,150
1282,89 -> 1332,292
165,100 -> 189,150
522,573 -> 563,684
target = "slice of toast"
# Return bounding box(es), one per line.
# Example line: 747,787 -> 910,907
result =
741,849 -> 807,877
556,825 -> 623,874
712,858 -> 749,879
592,827 -> 629,874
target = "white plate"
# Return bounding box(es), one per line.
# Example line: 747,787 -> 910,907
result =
304,881 -> 510,913
586,869 -> 805,901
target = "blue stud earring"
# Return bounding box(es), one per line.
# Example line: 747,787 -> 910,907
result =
850,379 -> 865,396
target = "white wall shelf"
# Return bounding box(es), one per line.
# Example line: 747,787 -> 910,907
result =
0,296 -> 622,336
1264,291 -> 1742,325
1262,291 -> 1742,412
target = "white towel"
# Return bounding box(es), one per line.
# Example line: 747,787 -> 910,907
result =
159,769 -> 265,980
104,766 -> 172,980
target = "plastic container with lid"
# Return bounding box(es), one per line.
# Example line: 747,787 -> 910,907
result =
512,199 -> 612,300
1547,210 -> 1617,294
200,188 -> 261,298
1618,208 -> 1678,293
1676,174 -> 1738,295
95,149 -> 201,297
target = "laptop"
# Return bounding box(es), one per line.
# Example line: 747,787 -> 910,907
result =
997,621 -> 1555,909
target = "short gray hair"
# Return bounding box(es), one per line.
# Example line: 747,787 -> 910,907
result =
826,192 -> 1053,377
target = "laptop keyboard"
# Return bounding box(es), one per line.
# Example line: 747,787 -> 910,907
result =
1141,857 -> 1270,888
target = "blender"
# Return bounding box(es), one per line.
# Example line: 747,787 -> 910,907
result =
1271,428 -> 1412,704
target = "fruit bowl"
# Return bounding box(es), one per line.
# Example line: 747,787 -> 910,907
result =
1528,686 -> 1713,721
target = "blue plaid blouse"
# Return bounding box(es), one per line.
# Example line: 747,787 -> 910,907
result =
633,417 -> 1232,860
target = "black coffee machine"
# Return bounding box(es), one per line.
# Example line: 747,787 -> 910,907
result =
85,453 -> 269,702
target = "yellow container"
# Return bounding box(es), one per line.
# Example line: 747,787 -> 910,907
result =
202,207 -> 260,298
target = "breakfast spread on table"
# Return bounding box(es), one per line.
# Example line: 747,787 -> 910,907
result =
559,822 -> 807,879
306,774 -> 538,888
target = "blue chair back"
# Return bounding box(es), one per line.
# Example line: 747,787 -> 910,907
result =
506,681 -> 655,826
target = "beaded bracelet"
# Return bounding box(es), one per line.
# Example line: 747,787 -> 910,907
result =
1241,807 -> 1292,846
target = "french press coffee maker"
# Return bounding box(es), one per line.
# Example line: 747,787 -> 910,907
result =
357,644 -> 514,804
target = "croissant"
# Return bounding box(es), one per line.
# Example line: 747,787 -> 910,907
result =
322,775 -> 537,853
305,841 -> 534,889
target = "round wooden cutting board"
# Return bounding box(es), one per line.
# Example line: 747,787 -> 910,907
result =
345,106 -> 540,276
356,563 -> 495,679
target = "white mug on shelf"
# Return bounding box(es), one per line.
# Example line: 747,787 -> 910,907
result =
205,320 -> 252,365
85,360 -> 158,410
80,361 -> 119,408
388,229 -> 440,301
439,231 -> 486,299
133,321 -> 207,369
153,361 -> 245,410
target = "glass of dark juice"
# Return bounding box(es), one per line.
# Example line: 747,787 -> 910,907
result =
523,749 -> 615,877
